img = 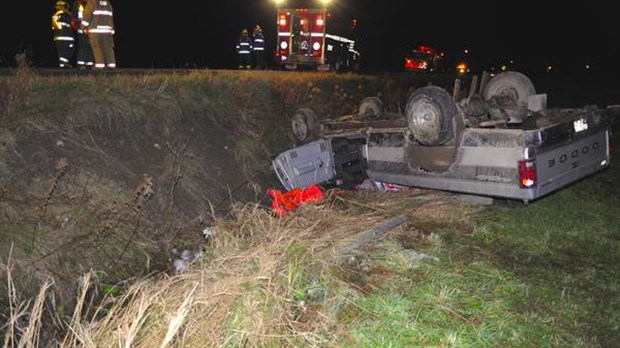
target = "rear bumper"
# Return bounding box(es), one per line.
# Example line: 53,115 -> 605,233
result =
368,153 -> 608,201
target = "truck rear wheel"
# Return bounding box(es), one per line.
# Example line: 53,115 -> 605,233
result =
405,86 -> 456,146
291,108 -> 321,143
358,97 -> 384,118
483,71 -> 536,124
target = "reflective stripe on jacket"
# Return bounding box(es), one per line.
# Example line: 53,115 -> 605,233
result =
236,37 -> 252,54
83,0 -> 114,34
52,10 -> 75,41
252,33 -> 265,51
71,2 -> 86,33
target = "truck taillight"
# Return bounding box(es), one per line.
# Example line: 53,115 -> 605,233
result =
518,159 -> 537,188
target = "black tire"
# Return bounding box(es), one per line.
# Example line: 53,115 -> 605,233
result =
358,97 -> 384,118
291,108 -> 320,143
483,71 -> 536,123
405,86 -> 456,146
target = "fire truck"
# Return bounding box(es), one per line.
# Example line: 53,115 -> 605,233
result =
275,3 -> 360,71
404,45 -> 445,72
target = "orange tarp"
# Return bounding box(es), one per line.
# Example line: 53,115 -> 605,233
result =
267,184 -> 324,217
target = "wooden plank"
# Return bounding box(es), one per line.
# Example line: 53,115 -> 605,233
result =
335,214 -> 407,255
468,74 -> 479,98
453,78 -> 461,100
479,71 -> 491,96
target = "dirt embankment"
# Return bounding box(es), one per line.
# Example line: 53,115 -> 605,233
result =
0,68 -> 454,302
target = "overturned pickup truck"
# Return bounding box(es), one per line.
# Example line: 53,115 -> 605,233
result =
273,71 -> 612,204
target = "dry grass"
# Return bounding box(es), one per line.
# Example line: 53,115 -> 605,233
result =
0,52 -> 36,121
1,188 -> 467,347
0,68 -> 469,347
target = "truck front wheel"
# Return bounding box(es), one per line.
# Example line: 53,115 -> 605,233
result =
291,108 -> 321,144
405,86 -> 457,146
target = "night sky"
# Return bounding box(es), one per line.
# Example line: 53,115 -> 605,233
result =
2,1 -> 618,75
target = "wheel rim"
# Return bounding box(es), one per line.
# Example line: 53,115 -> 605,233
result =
409,98 -> 441,139
292,117 -> 308,140
494,86 -> 519,107
358,104 -> 374,116
358,98 -> 383,118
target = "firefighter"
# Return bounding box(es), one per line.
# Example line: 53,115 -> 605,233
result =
51,0 -> 75,68
252,24 -> 265,70
71,0 -> 94,69
236,28 -> 252,69
82,0 -> 116,69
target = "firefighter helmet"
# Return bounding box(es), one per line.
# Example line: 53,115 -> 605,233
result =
254,25 -> 262,33
55,0 -> 68,10
241,28 -> 248,35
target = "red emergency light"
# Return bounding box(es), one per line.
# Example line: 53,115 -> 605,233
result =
316,15 -> 324,27
417,46 -> 435,54
405,58 -> 428,70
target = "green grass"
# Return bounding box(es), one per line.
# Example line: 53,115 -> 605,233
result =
335,150 -> 620,346
475,182 -> 620,345
335,241 -> 591,347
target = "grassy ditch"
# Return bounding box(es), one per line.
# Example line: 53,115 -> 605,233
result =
0,64 -> 456,344
1,64 -> 618,346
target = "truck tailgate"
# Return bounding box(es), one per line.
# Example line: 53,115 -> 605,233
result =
534,129 -> 609,197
